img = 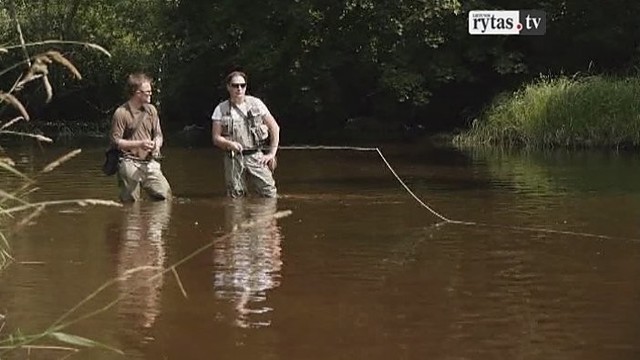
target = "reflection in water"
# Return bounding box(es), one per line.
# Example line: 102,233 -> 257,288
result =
213,198 -> 283,328
111,201 -> 171,336
9,145 -> 640,359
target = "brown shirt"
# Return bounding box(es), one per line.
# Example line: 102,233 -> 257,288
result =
110,103 -> 162,160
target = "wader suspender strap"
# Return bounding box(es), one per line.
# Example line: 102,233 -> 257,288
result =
230,100 -> 261,149
230,101 -> 252,128
226,100 -> 234,142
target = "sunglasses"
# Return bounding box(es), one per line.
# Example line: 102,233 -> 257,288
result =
230,83 -> 246,89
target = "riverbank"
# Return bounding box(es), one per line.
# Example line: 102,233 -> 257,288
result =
454,75 -> 640,149
5,118 -> 428,148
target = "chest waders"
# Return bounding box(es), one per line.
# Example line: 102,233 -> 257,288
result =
219,98 -> 276,197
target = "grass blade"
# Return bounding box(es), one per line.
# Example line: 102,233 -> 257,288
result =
48,332 -> 123,354
3,40 -> 111,58
0,159 -> 32,181
42,149 -> 82,173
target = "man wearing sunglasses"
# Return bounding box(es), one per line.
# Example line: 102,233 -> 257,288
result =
110,72 -> 171,202
211,70 -> 280,198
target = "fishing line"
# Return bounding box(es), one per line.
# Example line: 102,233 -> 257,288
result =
279,145 -> 639,242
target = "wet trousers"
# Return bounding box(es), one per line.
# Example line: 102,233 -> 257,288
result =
117,158 -> 171,202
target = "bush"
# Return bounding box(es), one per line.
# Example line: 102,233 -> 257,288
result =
454,75 -> 640,149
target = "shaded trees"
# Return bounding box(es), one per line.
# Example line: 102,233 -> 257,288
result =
3,0 -> 640,140
160,0 -> 464,137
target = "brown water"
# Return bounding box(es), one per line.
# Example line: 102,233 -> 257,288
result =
1,143 -> 640,359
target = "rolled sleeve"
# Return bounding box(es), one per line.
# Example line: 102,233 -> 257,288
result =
110,107 -> 127,146
211,105 -> 223,122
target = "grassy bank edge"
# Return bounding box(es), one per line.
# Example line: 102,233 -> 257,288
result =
453,75 -> 640,150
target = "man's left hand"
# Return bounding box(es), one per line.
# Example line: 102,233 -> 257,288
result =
260,153 -> 277,171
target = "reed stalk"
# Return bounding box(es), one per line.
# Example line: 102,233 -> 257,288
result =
0,7 -> 117,356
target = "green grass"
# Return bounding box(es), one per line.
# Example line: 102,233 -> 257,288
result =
454,75 -> 640,149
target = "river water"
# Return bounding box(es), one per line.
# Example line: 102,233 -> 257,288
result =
0,142 -> 639,359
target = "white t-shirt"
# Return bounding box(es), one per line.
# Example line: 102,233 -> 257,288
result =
211,95 -> 271,122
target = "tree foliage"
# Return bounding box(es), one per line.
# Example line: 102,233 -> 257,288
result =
3,0 -> 640,139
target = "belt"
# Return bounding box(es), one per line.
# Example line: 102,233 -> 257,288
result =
241,149 -> 260,155
123,153 -> 163,162
122,155 -> 152,163
228,149 -> 260,156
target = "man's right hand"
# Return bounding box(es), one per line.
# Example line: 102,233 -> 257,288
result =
229,141 -> 243,153
140,139 -> 155,151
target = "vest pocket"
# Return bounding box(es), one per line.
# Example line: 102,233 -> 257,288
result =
220,115 -> 232,135
249,117 -> 268,141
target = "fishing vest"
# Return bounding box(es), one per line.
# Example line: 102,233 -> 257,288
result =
219,97 -> 269,149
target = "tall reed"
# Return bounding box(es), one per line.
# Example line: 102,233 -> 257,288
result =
454,75 -> 640,149
0,7 -> 122,356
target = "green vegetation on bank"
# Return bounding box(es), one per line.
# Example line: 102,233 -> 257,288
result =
454,76 -> 640,149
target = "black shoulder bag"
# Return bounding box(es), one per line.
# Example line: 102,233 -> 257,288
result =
102,148 -> 121,176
